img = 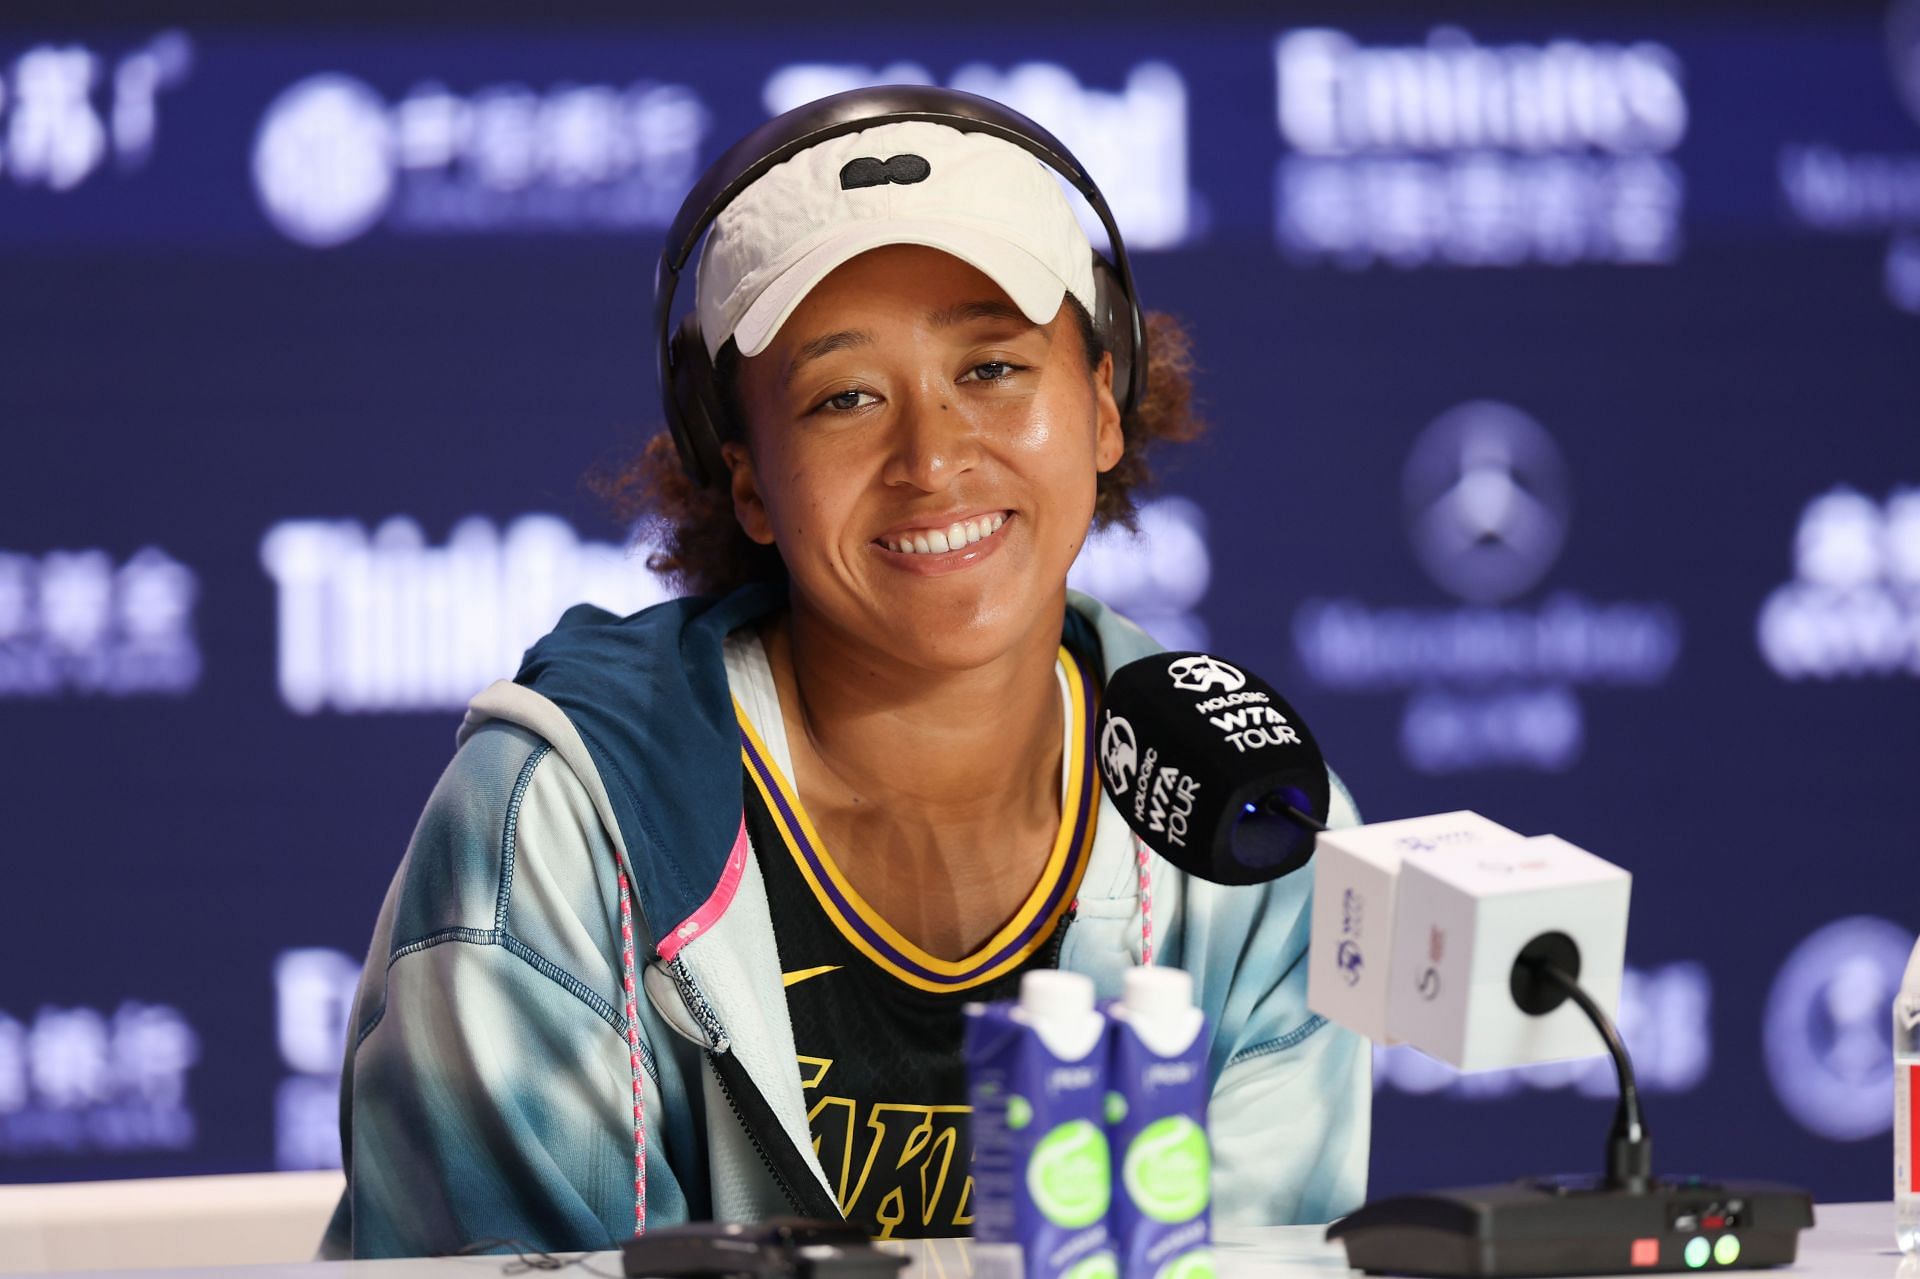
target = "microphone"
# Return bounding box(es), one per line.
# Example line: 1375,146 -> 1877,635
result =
1095,651 -> 1331,886
1096,658 -> 1811,1277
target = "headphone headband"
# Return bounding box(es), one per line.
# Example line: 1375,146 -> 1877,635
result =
654,84 -> 1148,485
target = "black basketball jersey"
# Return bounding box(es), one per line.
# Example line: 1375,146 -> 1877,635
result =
734,646 -> 1102,1239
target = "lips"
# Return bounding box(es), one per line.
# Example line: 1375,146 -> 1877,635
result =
870,510 -> 1016,576
876,511 -> 1011,556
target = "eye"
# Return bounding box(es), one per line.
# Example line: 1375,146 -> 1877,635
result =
958,360 -> 1025,384
811,387 -> 876,414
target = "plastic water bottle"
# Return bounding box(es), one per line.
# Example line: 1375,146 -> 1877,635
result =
1898,931 -> 1920,1253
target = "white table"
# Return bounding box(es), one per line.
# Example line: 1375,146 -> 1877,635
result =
14,1202 -> 1904,1279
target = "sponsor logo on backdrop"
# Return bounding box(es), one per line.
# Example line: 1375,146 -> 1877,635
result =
1764,916 -> 1912,1141
1067,496 -> 1212,650
253,72 -> 711,248
1291,401 -> 1682,773
259,513 -> 674,714
0,546 -> 200,697
1776,0 -> 1920,314
1272,26 -> 1687,269
1403,402 -> 1569,604
763,61 -> 1194,251
0,1002 -> 200,1155
1758,485 -> 1920,678
1375,961 -> 1710,1098
0,32 -> 191,193
274,949 -> 359,1169
262,498 -> 1209,715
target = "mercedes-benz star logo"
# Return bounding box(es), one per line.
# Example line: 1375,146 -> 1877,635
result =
1403,400 -> 1571,605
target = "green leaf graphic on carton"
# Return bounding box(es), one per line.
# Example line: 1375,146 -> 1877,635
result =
1064,1254 -> 1120,1279
1122,1115 -> 1210,1222
1026,1118 -> 1111,1227
1156,1248 -> 1216,1279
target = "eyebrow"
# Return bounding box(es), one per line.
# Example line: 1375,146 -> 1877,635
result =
782,299 -> 1044,386
925,298 -> 1036,331
785,329 -> 872,385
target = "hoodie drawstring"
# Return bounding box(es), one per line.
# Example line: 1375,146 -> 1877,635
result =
618,872 -> 647,1237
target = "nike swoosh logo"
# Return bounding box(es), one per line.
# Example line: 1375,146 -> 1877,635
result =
782,964 -> 842,988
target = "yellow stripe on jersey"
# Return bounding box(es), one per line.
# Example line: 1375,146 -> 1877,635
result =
736,646 -> 1098,993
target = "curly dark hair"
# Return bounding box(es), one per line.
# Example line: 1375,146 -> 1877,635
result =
593,298 -> 1204,597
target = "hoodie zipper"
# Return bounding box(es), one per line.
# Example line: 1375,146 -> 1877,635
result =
663,905 -> 1079,1225
665,957 -> 842,1221
707,1047 -> 842,1219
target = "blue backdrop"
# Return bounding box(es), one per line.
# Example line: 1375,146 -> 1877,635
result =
3,4 -> 1918,1210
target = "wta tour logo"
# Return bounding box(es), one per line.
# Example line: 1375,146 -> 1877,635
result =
1100,715 -> 1139,796
1292,401 -> 1681,773
1166,654 -> 1245,694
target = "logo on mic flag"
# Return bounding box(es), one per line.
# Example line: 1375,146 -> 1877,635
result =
1167,654 -> 1246,694
1100,714 -> 1140,796
1098,651 -> 1330,886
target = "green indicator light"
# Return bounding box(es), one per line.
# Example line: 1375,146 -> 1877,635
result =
1714,1236 -> 1741,1266
1685,1238 -> 1712,1269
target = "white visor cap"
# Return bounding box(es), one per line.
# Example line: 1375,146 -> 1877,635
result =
693,120 -> 1098,361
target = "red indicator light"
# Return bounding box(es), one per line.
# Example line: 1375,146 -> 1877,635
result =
1631,1238 -> 1661,1268
1703,1216 -> 1726,1230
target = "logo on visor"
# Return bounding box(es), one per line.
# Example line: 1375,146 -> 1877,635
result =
840,153 -> 932,190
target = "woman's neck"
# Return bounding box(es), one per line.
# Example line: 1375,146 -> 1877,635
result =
761,597 -> 1070,957
768,599 -> 1067,824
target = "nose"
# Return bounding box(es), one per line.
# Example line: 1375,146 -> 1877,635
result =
880,384 -> 982,493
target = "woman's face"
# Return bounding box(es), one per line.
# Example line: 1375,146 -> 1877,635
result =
724,244 -> 1123,672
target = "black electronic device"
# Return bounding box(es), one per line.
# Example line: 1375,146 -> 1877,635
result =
1326,1178 -> 1815,1278
1319,911 -> 1815,1276
620,1219 -> 908,1279
1089,650 -> 1817,1279
1096,651 -> 1330,886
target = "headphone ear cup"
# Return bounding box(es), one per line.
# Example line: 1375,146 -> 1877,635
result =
666,314 -> 732,489
1090,251 -> 1141,417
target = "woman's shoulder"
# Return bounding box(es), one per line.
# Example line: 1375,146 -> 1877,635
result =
383,718 -> 620,954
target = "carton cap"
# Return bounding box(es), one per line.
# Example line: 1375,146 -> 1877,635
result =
1123,965 -> 1195,1017
1020,970 -> 1095,1020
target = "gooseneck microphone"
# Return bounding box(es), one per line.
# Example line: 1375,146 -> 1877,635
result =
1095,652 -> 1331,886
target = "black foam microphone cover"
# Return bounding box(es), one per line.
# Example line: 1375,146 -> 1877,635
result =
1097,652 -> 1330,886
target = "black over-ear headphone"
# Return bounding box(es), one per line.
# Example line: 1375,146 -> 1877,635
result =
652,84 -> 1149,489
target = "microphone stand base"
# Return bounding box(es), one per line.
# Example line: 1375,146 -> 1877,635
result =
1324,1176 -> 1813,1277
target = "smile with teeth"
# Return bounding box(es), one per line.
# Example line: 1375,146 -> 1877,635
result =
879,512 -> 1010,555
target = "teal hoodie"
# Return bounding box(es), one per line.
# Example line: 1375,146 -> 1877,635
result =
320,585 -> 1369,1257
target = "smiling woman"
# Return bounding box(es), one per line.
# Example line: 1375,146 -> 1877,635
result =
600,265 -> 1200,602
323,86 -> 1369,1261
